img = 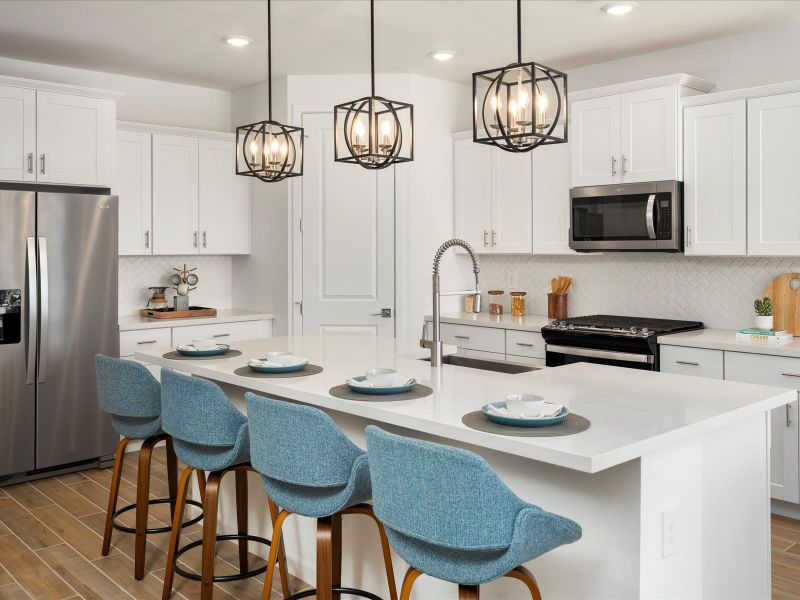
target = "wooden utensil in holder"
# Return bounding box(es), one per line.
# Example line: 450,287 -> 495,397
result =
548,276 -> 572,320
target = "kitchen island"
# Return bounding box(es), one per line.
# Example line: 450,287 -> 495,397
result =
138,334 -> 793,599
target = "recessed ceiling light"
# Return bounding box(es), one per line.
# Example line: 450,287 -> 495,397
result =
429,50 -> 456,62
601,2 -> 636,16
224,35 -> 253,47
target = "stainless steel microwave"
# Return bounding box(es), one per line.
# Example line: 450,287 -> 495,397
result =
569,181 -> 682,252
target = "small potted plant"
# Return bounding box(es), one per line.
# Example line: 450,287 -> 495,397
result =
754,296 -> 774,330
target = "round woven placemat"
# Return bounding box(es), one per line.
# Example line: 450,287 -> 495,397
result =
162,349 -> 243,361
461,411 -> 590,437
328,383 -> 434,401
233,364 -> 324,378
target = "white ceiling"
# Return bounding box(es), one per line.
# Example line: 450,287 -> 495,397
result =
0,1 -> 798,91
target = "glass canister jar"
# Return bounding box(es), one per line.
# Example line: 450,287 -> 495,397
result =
510,291 -> 526,317
488,290 -> 505,315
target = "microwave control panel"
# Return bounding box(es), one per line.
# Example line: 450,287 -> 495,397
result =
657,199 -> 672,239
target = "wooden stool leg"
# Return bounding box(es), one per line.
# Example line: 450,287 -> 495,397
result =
267,499 -> 291,599
331,513 -> 342,600
316,516 -> 334,600
200,471 -> 223,600
162,466 -> 194,600
197,470 -> 207,505
135,437 -> 157,580
399,568 -> 422,600
165,437 -> 178,520
342,504 -> 398,600
234,468 -> 249,574
261,508 -> 291,600
458,584 -> 480,600
101,437 -> 129,556
504,566 -> 542,600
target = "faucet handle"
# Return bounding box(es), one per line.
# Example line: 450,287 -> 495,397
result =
473,293 -> 482,313
420,322 -> 432,349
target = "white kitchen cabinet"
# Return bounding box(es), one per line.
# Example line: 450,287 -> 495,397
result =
453,138 -> 493,252
620,86 -> 678,183
659,345 -> 724,379
683,100 -> 747,256
0,85 -> 35,182
198,138 -> 250,255
152,134 -> 199,255
438,322 -> 505,354
36,91 -> 115,186
115,130 -> 152,255
505,330 -> 545,359
570,94 -> 621,187
170,319 -> 272,347
747,91 -> 800,256
532,143 -> 573,254
724,351 -> 800,504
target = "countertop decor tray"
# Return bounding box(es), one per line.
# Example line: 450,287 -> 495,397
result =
140,307 -> 217,319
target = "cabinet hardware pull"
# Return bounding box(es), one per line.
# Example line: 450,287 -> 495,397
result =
516,342 -> 534,347
40,153 -> 46,175
787,403 -> 792,427
491,230 -> 496,246
622,155 -> 627,175
676,360 -> 699,366
686,225 -> 691,247
193,231 -> 198,248
137,340 -> 157,345
202,231 -> 207,248
611,155 -> 617,176
212,333 -> 230,338
782,373 -> 800,378
483,230 -> 488,247
144,230 -> 150,249
27,152 -> 33,173
454,335 -> 470,340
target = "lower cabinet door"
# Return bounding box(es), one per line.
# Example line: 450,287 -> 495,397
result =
171,320 -> 272,347
724,351 -> 800,503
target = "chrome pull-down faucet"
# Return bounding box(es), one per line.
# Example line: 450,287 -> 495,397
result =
420,239 -> 481,366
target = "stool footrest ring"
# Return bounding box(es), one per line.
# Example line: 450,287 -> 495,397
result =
112,498 -> 203,535
173,534 -> 273,583
285,587 -> 384,600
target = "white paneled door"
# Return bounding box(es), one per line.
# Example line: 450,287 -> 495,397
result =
570,95 -> 620,187
620,86 -> 677,183
300,112 -> 394,336
152,134 -> 199,255
115,130 -> 152,255
453,138 -> 492,252
492,150 -> 532,253
532,143 -> 573,254
0,85 -> 35,182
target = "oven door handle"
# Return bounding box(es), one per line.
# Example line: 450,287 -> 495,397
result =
646,194 -> 657,240
546,344 -> 654,364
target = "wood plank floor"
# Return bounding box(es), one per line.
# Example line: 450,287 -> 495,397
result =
3,448 -> 800,599
0,445 -> 309,600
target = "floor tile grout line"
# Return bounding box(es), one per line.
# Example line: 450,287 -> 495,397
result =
0,492 -> 68,550
0,532 -> 80,600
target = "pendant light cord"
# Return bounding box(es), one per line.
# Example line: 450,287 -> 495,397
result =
370,0 -> 376,97
517,0 -> 522,64
267,0 -> 273,120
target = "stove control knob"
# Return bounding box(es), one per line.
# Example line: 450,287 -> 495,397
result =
641,327 -> 650,336
550,319 -> 559,327
567,323 -> 575,330
629,326 -> 638,335
559,321 -> 567,328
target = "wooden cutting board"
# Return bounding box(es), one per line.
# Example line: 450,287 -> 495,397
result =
763,274 -> 800,335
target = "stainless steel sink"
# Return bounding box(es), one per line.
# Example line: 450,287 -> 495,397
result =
419,354 -> 539,374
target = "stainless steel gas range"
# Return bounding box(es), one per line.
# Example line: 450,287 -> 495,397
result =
541,315 -> 703,371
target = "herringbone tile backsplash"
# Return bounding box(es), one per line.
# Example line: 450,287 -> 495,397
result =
477,254 -> 800,330
118,256 -> 232,316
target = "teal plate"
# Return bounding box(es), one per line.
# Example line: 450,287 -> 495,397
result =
176,344 -> 230,357
347,375 -> 416,395
248,359 -> 309,374
481,402 -> 569,427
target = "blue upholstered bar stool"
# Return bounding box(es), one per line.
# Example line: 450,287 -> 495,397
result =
95,355 -> 203,581
246,393 -> 398,600
365,426 -> 583,600
159,368 -> 290,600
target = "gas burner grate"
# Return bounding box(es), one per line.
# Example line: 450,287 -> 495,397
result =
558,314 -> 703,334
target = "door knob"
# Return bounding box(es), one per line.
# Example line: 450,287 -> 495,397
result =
371,308 -> 392,317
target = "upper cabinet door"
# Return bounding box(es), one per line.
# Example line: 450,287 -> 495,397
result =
620,86 -> 678,183
152,134 -> 199,255
748,91 -> 800,256
532,143 -> 574,254
115,130 -> 152,256
0,86 -> 35,182
492,150 -> 532,253
683,100 -> 747,256
570,95 -> 621,188
453,138 -> 492,253
36,92 -> 115,186
198,138 -> 250,255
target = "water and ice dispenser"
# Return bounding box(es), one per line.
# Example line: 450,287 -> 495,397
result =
0,289 -> 21,345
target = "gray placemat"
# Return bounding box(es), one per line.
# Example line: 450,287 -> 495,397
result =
162,349 -> 243,361
233,364 -> 324,378
328,383 -> 434,401
461,411 -> 590,437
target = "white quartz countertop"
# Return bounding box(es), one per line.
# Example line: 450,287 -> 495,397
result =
424,312 -> 552,332
136,334 -> 793,474
658,329 -> 800,359
119,308 -> 275,331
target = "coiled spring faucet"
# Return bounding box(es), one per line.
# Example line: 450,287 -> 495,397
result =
421,239 -> 481,366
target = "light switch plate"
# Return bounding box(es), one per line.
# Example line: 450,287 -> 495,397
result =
662,506 -> 679,558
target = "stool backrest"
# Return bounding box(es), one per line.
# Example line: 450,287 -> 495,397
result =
246,393 -> 363,488
160,368 -> 246,447
95,354 -> 160,418
366,425 -> 527,551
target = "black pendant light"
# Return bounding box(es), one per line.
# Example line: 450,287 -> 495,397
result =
236,0 -> 303,182
472,0 -> 567,153
334,0 -> 413,169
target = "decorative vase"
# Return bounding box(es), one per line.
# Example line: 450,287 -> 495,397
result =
754,315 -> 774,330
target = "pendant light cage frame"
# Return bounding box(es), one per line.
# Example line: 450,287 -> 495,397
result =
235,0 -> 304,182
334,0 -> 414,170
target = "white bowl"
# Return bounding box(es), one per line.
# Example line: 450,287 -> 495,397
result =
505,393 -> 546,416
266,351 -> 298,366
365,368 -> 397,387
192,338 -> 217,351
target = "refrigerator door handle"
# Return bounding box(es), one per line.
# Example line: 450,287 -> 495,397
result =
37,237 -> 49,383
26,237 -> 38,385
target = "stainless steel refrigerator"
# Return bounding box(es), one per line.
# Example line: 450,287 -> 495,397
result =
0,184 -> 119,478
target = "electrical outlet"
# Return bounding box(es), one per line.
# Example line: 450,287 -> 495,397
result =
662,506 -> 679,558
